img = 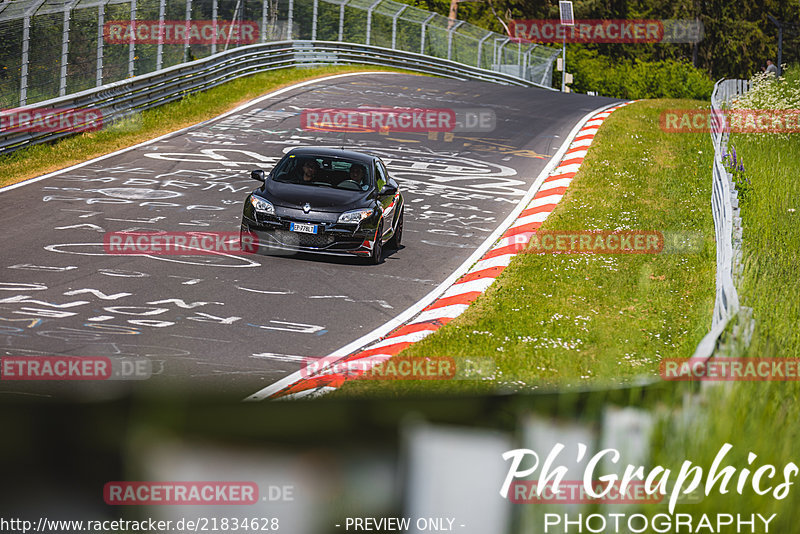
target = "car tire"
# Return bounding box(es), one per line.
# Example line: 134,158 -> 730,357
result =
369,224 -> 383,265
388,210 -> 403,250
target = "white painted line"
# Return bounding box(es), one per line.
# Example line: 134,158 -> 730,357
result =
570,138 -> 595,148
563,149 -> 588,159
553,163 -> 582,174
511,211 -> 552,228
245,100 -> 625,401
0,71 -> 400,195
367,330 -> 435,349
469,254 -> 514,273
528,194 -> 564,207
440,277 -> 496,298
493,234 -> 533,249
539,177 -> 574,189
411,304 -> 471,324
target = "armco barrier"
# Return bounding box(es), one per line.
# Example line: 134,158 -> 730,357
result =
0,39 -> 554,156
690,78 -> 751,361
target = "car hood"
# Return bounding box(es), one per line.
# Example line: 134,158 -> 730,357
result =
261,180 -> 372,213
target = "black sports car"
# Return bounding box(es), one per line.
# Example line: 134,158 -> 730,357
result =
240,147 -> 404,264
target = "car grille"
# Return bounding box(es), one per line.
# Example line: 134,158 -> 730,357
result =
271,230 -> 336,249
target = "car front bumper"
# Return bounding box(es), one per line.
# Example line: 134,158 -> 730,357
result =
241,215 -> 375,257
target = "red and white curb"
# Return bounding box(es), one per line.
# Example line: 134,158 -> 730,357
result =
245,101 -> 633,401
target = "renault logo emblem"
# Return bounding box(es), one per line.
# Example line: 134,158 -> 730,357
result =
303,203 -> 311,214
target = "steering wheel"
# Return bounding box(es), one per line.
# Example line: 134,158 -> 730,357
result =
337,179 -> 361,190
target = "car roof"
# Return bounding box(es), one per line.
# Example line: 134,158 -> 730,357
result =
286,146 -> 377,164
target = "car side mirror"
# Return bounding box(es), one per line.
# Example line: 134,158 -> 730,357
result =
251,169 -> 266,182
379,184 -> 397,196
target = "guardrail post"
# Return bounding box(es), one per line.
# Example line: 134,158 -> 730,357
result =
96,2 -> 104,86
128,0 -> 136,78
477,31 -> 491,69
365,0 -> 381,45
420,12 -> 435,55
20,0 -> 46,105
523,45 -> 533,80
285,0 -> 294,40
311,0 -> 318,40
156,0 -> 165,70
495,37 -> 509,71
184,0 -> 192,60
211,0 -> 217,53
391,5 -> 407,50
447,20 -> 463,60
338,0 -> 348,41
261,0 -> 267,43
20,15 -> 30,105
60,6 -> 71,97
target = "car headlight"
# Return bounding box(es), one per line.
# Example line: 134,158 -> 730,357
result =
338,208 -> 374,224
250,196 -> 275,215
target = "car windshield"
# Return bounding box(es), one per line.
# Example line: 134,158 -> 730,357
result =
272,155 -> 372,191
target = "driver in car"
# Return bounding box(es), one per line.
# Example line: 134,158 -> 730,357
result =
348,164 -> 367,187
299,159 -> 320,182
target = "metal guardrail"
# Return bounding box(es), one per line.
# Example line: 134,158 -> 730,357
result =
0,39 -> 554,156
0,0 -> 559,109
690,78 -> 750,360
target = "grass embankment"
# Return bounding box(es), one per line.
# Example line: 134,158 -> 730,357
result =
0,65 -> 406,189
653,67 -> 800,528
336,98 -> 716,397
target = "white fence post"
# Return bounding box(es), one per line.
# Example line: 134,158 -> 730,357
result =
477,31 -> 491,69
96,2 -> 105,86
286,0 -> 293,40
420,12 -> 435,55
365,0 -> 380,45
447,20 -> 463,60
156,0 -> 165,69
311,0 -> 318,40
184,0 -> 192,61
391,5 -> 406,50
211,0 -> 218,54
338,0 -> 348,41
128,0 -> 136,78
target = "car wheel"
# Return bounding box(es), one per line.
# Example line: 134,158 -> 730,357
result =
369,225 -> 383,265
388,210 -> 404,250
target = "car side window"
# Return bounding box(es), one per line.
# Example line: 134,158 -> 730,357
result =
375,161 -> 388,192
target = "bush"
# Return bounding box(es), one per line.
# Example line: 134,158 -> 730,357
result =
562,48 -> 714,100
731,64 -> 800,110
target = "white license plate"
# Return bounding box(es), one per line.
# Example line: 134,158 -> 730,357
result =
290,222 -> 318,234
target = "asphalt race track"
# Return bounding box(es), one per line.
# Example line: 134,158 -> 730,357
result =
0,73 -> 620,399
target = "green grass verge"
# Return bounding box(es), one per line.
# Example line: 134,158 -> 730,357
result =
651,81 -> 800,526
334,98 -> 717,397
0,65 -> 408,189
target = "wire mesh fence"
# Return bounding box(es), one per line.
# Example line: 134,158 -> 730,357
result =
0,0 -> 559,109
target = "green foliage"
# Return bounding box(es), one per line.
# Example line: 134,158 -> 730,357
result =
564,47 -> 714,99
398,0 -> 800,83
334,99 -> 716,397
